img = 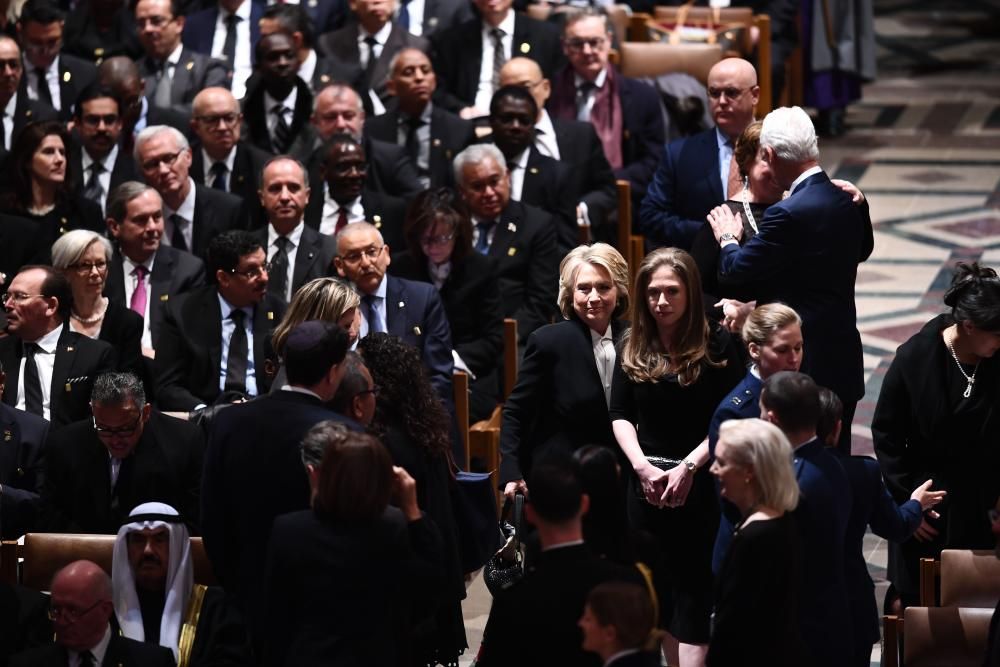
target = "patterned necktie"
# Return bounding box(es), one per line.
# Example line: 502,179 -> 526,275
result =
225,309 -> 249,393
490,28 -> 505,91
22,343 -> 44,417
83,161 -> 105,203
267,236 -> 290,301
130,265 -> 148,317
362,293 -> 383,334
222,14 -> 240,69
272,104 -> 292,153
475,219 -> 495,254
210,161 -> 228,191
35,67 -> 53,106
170,213 -> 188,252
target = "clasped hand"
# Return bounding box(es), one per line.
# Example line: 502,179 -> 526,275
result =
637,463 -> 693,509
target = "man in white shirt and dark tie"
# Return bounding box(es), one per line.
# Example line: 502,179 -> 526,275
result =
72,84 -> 138,216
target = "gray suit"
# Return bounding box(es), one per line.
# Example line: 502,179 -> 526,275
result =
139,47 -> 230,114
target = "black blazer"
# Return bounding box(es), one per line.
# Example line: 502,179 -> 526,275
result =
11,629 -> 176,667
190,140 -> 272,227
190,184 -> 245,260
485,200 -> 558,343
0,583 -> 51,666
139,47 -> 230,113
249,222 -> 337,303
0,213 -> 40,281
420,0 -> 474,37
68,139 -> 140,203
302,183 -> 408,251
364,104 -> 476,188
39,410 -> 204,534
242,74 -> 314,157
0,403 -> 50,538
10,94 -> 58,148
62,5 -> 143,62
431,13 -> 564,110
182,1 -> 264,63
96,304 -> 144,378
16,53 -> 98,120
551,117 -> 617,230
517,145 -> 577,254
153,285 -> 286,410
303,135 -> 424,202
104,244 -> 207,347
0,327 -> 115,430
499,317 -> 624,485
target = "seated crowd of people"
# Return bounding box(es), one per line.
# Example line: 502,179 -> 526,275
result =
0,0 -> 999,666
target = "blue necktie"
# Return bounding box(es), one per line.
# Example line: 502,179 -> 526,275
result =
475,220 -> 495,254
363,294 -> 383,334
398,0 -> 411,30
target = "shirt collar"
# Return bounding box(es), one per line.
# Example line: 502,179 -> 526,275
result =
589,325 -> 612,345
227,0 -> 251,21
535,109 -> 555,137
716,126 -> 733,149
122,252 -> 155,276
355,274 -> 387,300
508,146 -> 529,170
73,624 -> 112,666
202,145 -> 237,177
280,385 -> 323,400
789,165 -> 824,195
362,21 -> 394,44
31,322 -> 64,351
217,291 -> 253,320
264,85 -> 298,112
573,66 -> 607,89
604,649 -> 640,666
326,189 -> 364,217
483,10 -> 515,37
541,538 -> 585,552
298,48 -> 317,83
165,178 -> 197,221
4,92 -> 17,117
267,219 -> 304,248
83,142 -> 119,170
401,101 -> 433,124
165,42 -> 184,66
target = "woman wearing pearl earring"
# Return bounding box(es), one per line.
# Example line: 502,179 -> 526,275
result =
873,262 -> 1000,612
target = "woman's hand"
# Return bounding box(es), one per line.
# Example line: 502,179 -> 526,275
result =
707,205 -> 743,243
392,466 -> 421,521
909,479 -> 946,512
660,465 -> 695,508
830,178 -> 866,204
635,463 -> 669,507
714,299 -> 756,333
503,479 -> 528,501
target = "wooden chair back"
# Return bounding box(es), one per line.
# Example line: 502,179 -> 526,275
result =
902,606 -> 993,666
618,41 -> 722,84
920,550 -> 1000,608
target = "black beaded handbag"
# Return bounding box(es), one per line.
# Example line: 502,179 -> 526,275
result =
631,456 -> 683,500
483,493 -> 525,595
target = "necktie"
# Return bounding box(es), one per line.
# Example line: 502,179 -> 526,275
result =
475,219 -> 495,254
363,36 -> 379,87
83,161 -> 104,203
79,650 -> 95,667
170,213 -> 188,252
576,81 -> 596,122
223,14 -> 240,69
130,265 -> 148,317
490,28 -> 505,91
35,68 -> 53,107
362,294 -> 383,334
397,0 -> 411,30
153,60 -> 172,108
225,309 -> 249,393
267,236 -> 290,301
404,115 -> 422,167
22,343 -> 44,417
272,104 -> 291,153
725,140 -> 743,200
210,161 -> 228,191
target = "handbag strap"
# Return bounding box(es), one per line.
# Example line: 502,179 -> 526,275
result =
512,492 -> 525,551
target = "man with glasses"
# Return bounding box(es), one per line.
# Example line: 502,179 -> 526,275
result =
134,124 -> 243,261
0,36 -> 57,159
548,9 -> 664,219
69,84 -> 138,215
10,560 -> 175,666
333,222 -> 453,398
135,0 -> 228,116
16,0 -> 97,121
154,230 -> 285,411
640,57 -> 760,250
0,266 -> 114,429
38,371 -> 203,533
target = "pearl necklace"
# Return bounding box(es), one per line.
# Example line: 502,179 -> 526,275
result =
945,326 -> 979,398
740,178 -> 759,235
71,297 -> 108,325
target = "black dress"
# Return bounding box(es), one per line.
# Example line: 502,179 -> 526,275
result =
608,323 -> 743,643
689,199 -> 769,305
707,513 -> 808,666
3,195 -> 105,264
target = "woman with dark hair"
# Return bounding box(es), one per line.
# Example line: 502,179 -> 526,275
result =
390,188 -> 503,421
262,431 -> 445,667
873,262 -> 1000,612
610,248 -> 743,667
0,121 -> 104,259
357,332 -> 466,667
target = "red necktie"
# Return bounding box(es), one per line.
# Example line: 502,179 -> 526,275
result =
335,208 -> 348,235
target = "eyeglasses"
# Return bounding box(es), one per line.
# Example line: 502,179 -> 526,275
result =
228,263 -> 271,280
707,87 -> 748,100
69,260 -> 108,274
48,599 -> 104,624
564,37 -> 606,52
420,233 -> 455,247
1,292 -> 46,304
80,114 -> 121,128
339,245 -> 384,265
194,113 -> 240,127
356,384 -> 381,398
92,414 -> 143,438
140,150 -> 184,172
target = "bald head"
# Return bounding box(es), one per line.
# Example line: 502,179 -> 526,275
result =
312,84 -> 365,141
499,57 -> 550,120
191,87 -> 242,158
98,56 -> 141,85
706,58 -> 759,140
50,560 -> 115,652
53,560 -> 113,601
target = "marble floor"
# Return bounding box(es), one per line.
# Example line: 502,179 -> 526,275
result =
459,0 -> 1000,664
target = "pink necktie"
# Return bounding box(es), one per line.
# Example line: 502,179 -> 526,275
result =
130,265 -> 148,316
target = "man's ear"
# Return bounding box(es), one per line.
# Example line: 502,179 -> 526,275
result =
333,256 -> 346,278
578,492 -> 590,518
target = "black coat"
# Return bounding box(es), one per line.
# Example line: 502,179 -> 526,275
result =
0,326 -> 115,430
190,140 -> 272,226
249,222 -> 337,303
96,304 -> 144,380
242,74 -> 314,158
0,213 -> 40,281
68,139 -> 140,206
138,47 -> 230,114
550,117 -> 617,231
10,631 -> 175,667
153,285 -> 286,410
0,403 -> 49,538
17,52 -> 98,120
0,583 -> 51,666
516,145 -> 577,254
39,410 -> 204,534
305,136 -> 424,202
187,184 -> 246,261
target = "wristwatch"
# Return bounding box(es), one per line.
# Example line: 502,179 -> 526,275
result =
681,459 -> 697,473
719,233 -> 737,244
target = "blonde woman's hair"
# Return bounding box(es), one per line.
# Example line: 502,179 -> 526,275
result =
717,418 -> 799,512
556,243 -> 630,321
620,248 -> 723,385
271,277 -> 360,357
50,230 -> 114,270
741,302 -> 802,348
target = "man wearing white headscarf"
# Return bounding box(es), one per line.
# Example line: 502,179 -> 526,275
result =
112,502 -> 251,667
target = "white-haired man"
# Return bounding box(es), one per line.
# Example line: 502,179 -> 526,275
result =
112,502 -> 250,666
708,105 -> 874,456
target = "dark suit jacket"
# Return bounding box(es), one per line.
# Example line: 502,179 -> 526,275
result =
202,390 -> 359,613
484,200 -> 558,344
302,184 -> 408,251
0,327 -> 115,430
98,304 -> 144,380
309,52 -> 356,94
0,404 -> 49,538
39,410 -> 204,534
303,0 -> 347,34
638,127 -> 721,250
10,630 -> 176,667
791,438 -> 853,667
250,222 -> 336,303
182,1 -> 264,63
499,317 -> 624,485
516,145 -> 577,254
190,140 -> 271,226
419,0 -> 474,37
68,140 -> 140,203
242,74 -> 314,157
718,171 -> 874,401
364,103 -> 476,188
477,544 -> 643,667
104,244 -> 207,348
153,285 -> 286,410
304,135 -> 424,202
139,47 -> 230,113
11,94 -> 58,147
550,116 -> 617,230
0,213 -> 40,281
62,7 -> 143,62
17,53 -> 98,120
431,13 -> 564,110
190,184 -> 245,260
315,21 -> 429,105
0,583 -> 51,666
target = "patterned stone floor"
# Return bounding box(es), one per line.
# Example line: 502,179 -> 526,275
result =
460,1 -> 1000,665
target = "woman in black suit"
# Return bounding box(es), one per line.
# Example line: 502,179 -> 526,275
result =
390,189 -> 504,422
499,242 -> 631,499
50,230 -> 143,379
262,430 -> 445,667
706,418 -> 807,666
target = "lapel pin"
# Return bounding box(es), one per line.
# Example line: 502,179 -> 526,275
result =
95,47 -> 104,56
529,167 -> 538,174
65,383 -> 72,392
66,346 -> 74,352
519,42 -> 530,54
160,294 -> 169,301
63,71 -> 71,82
507,247 -> 517,256
428,17 -> 437,27
25,109 -> 32,118
373,215 -> 382,223
186,61 -> 194,71
507,222 -> 516,232
398,301 -> 405,308
432,138 -> 441,147
267,311 -> 274,320
413,326 -> 422,336
308,251 -> 315,259
4,430 -> 11,442
17,466 -> 24,475
309,0 -> 317,6
320,74 -> 330,84
623,129 -> 630,140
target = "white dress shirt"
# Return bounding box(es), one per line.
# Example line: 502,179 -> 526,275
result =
156,43 -> 184,90
70,624 -> 112,667
789,165 -> 824,195
471,214 -> 499,250
533,109 -> 560,160
264,87 -> 297,140
25,54 -> 61,110
298,48 -> 317,86
358,21 -> 393,69
400,0 -> 426,35
3,93 -> 16,152
266,220 -> 304,303
356,276 -> 387,338
590,325 -> 615,406
321,190 -> 365,235
474,10 -> 515,113
16,323 -> 63,421
506,146 -> 529,201
163,179 -> 197,251
122,254 -> 156,350
81,143 -> 119,215
217,293 -> 258,395
212,0 -> 253,98
201,145 -> 237,192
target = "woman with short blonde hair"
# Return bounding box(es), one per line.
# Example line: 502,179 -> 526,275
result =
271,277 -> 360,358
556,243 -> 630,321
